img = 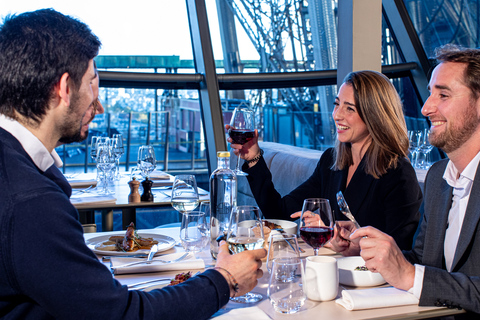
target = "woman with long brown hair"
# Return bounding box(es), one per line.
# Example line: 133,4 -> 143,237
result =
229,70 -> 422,252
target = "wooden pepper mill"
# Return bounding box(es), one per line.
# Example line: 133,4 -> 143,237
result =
128,177 -> 141,203
141,177 -> 154,202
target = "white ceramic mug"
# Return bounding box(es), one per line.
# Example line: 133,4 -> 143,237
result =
304,256 -> 339,301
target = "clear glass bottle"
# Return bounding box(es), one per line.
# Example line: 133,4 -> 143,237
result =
210,151 -> 237,259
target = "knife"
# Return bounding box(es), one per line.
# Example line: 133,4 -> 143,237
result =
336,191 -> 361,229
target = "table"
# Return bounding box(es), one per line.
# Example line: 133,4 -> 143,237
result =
85,228 -> 465,320
71,173 -> 209,231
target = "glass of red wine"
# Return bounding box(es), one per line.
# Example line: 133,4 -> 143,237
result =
229,107 -> 255,176
299,198 -> 334,256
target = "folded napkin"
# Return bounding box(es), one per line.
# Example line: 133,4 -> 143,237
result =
212,307 -> 271,320
70,194 -> 117,205
111,252 -> 205,275
152,178 -> 174,187
149,171 -> 171,180
68,179 -> 98,188
335,287 -> 419,311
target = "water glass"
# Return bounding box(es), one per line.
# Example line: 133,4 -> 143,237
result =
198,201 -> 211,248
180,210 -> 208,252
267,258 -> 306,314
266,233 -> 300,277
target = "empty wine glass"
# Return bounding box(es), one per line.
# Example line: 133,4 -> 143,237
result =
416,129 -> 434,169
96,142 -> 116,195
226,205 -> 264,303
90,136 -> 100,163
137,145 -> 156,178
229,107 -> 255,176
171,175 -> 199,215
299,198 -> 334,256
112,134 -> 124,180
267,258 -> 306,314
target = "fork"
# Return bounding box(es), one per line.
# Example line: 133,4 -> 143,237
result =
115,252 -> 189,268
336,191 -> 361,229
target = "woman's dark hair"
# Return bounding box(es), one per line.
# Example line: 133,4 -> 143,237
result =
0,9 -> 101,123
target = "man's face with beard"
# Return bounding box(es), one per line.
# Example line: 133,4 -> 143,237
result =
421,62 -> 480,154
58,60 -> 103,144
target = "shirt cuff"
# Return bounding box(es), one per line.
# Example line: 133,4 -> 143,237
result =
407,264 -> 425,299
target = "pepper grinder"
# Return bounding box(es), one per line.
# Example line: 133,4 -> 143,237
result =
128,177 -> 141,203
141,177 -> 154,202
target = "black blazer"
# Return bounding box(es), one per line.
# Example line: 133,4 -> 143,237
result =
245,148 -> 422,250
404,159 -> 480,314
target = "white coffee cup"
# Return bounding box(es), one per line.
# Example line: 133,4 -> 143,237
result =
304,256 -> 339,301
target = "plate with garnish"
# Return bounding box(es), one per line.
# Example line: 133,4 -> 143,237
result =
337,256 -> 386,287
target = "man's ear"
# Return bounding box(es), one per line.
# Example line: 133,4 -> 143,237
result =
57,72 -> 71,107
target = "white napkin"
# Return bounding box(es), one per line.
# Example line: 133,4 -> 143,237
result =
68,179 -> 98,188
70,194 -> 116,205
149,170 -> 171,180
335,287 -> 419,310
213,307 -> 271,319
111,252 -> 205,275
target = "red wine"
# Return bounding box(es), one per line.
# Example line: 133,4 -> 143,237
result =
229,129 -> 255,144
299,226 -> 333,249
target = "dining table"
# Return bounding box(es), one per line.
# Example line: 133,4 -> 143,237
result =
69,172 -> 209,231
85,227 -> 466,320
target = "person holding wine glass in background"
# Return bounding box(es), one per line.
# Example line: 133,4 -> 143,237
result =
228,106 -> 255,176
228,70 -> 423,253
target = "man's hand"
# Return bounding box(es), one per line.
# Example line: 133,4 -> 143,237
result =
350,227 -> 415,290
325,221 -> 360,256
290,210 -> 320,225
225,125 -> 260,162
215,241 -> 266,297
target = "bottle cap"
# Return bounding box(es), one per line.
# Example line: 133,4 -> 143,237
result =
217,151 -> 230,157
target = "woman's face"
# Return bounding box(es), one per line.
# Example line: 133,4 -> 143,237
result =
332,83 -> 370,148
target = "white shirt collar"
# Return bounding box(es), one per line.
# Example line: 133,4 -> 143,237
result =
443,151 -> 480,188
0,114 -> 63,171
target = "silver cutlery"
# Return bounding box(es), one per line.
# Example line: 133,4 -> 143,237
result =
115,252 -> 189,269
336,191 -> 361,229
73,185 -> 94,193
102,254 -> 148,262
128,271 -> 201,290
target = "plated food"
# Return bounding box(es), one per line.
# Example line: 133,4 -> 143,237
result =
95,222 -> 158,252
337,256 -> 386,287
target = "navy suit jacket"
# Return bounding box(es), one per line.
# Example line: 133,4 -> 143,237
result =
246,148 -> 422,250
404,159 -> 480,313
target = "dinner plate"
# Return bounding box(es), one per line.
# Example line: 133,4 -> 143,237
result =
86,233 -> 176,256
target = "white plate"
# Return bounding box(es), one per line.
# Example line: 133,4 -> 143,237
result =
86,233 -> 176,256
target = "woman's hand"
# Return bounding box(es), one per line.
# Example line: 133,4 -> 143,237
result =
225,124 -> 260,162
325,221 -> 360,256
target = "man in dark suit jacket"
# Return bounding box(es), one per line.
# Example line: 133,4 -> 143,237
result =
351,45 -> 480,315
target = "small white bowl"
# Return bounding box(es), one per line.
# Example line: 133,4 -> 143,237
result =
263,219 -> 298,235
337,256 -> 386,287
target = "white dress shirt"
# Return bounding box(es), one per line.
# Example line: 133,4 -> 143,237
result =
0,114 -> 62,171
410,151 -> 480,298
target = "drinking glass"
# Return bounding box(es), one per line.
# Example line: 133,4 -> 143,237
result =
180,210 -> 208,252
112,134 -> 125,180
267,258 -> 306,314
229,107 -> 255,176
137,145 -> 156,178
299,198 -> 334,256
416,129 -> 434,169
198,201 -> 211,248
90,136 -> 100,163
171,175 -> 199,214
96,142 -> 116,195
226,205 -> 264,303
266,233 -> 300,277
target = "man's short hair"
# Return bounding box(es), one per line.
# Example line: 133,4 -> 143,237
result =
0,9 -> 101,123
434,44 -> 480,99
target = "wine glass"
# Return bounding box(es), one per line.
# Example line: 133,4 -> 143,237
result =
90,136 -> 100,163
112,134 -> 124,180
229,107 -> 255,176
226,205 -> 265,303
299,198 -> 334,256
137,145 -> 156,178
417,129 -> 434,169
180,210 -> 209,252
171,175 -> 199,214
96,142 -> 116,195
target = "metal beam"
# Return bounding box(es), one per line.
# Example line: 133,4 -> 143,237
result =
186,0 -> 227,174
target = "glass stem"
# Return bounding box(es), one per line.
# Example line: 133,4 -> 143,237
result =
236,149 -> 241,171
313,248 -> 319,256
